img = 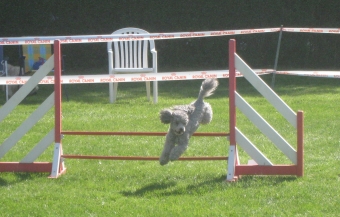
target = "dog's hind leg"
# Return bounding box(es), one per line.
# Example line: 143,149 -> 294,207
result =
200,104 -> 213,125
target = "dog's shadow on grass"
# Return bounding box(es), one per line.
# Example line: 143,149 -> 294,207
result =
120,175 -> 226,197
120,175 -> 298,197
120,181 -> 178,197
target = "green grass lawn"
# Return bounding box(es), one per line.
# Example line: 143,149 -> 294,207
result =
0,73 -> 339,216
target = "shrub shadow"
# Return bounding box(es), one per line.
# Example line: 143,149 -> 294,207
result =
0,172 -> 45,187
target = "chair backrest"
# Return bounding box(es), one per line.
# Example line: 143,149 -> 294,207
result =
20,44 -> 52,72
107,28 -> 156,69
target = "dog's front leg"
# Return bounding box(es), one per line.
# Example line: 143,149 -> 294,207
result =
159,133 -> 175,165
169,134 -> 189,161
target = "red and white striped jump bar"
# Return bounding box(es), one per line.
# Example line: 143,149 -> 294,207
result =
0,69 -> 273,85
1,27 -> 339,45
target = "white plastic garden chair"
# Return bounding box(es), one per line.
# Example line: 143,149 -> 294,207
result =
107,27 -> 158,103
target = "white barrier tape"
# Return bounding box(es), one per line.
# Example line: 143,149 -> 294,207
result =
282,27 -> 340,34
0,69 -> 273,85
0,28 -> 281,45
3,70 -> 340,85
1,27 -> 340,46
276,71 -> 340,78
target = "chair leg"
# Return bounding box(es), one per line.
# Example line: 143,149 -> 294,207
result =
109,82 -> 114,103
153,81 -> 158,104
145,81 -> 151,101
113,82 -> 118,102
109,82 -> 118,103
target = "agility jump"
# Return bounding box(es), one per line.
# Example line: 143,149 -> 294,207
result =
0,39 -> 304,181
51,44 -> 230,177
227,39 -> 303,181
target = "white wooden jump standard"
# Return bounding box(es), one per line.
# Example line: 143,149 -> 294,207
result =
227,39 -> 304,181
0,43 -> 58,173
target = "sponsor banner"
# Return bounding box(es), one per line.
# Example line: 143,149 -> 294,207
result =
1,27 -> 340,45
0,28 -> 280,45
3,70 -> 340,85
275,71 -> 340,78
282,28 -> 340,34
1,27 -> 339,45
0,69 -> 274,85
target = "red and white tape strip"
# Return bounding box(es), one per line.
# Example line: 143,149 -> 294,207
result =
0,69 -> 273,85
0,28 -> 280,45
1,27 -> 339,46
276,71 -> 340,78
2,27 -> 340,46
2,70 -> 340,85
282,28 -> 340,34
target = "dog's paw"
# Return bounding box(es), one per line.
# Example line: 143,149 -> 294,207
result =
159,157 -> 170,166
169,146 -> 187,161
169,155 -> 180,162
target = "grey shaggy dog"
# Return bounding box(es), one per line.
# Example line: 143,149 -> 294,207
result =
159,78 -> 219,165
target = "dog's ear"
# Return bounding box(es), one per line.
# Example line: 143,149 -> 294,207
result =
159,109 -> 173,124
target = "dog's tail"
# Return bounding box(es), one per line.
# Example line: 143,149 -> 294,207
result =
197,78 -> 219,101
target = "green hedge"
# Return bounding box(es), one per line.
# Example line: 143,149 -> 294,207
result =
2,1 -> 340,71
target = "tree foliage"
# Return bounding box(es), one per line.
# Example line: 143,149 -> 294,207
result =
1,0 -> 339,70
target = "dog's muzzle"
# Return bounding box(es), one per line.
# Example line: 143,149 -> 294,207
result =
175,128 -> 185,135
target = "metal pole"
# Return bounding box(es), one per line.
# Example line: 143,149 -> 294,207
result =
4,61 -> 8,101
271,25 -> 283,88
